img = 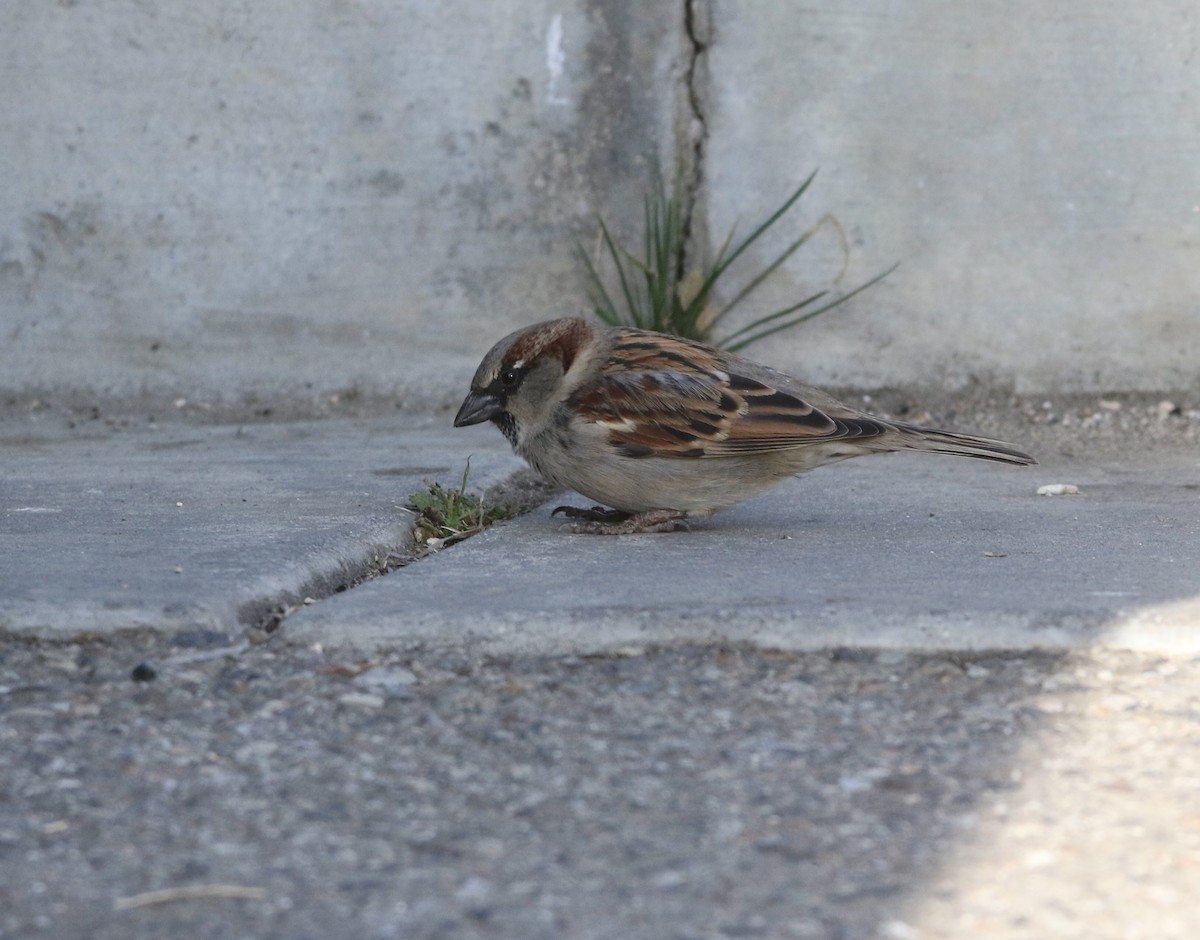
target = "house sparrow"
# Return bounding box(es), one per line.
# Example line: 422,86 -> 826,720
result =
454,317 -> 1035,534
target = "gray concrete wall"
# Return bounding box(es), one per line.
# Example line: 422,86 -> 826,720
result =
704,1 -> 1200,394
2,1 -> 1196,413
1,0 -> 688,410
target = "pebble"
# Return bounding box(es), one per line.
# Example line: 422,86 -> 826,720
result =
1036,483 -> 1079,496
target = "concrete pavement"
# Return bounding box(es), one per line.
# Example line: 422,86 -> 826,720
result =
3,405 -> 1200,940
287,445 -> 1200,655
0,411 -> 521,637
3,408 -> 1197,653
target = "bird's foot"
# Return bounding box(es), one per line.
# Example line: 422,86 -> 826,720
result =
552,505 -> 630,524
552,505 -> 690,535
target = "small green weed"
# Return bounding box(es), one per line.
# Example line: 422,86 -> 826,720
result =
408,460 -> 515,549
577,164 -> 896,352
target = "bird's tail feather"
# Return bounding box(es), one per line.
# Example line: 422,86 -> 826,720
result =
893,423 -> 1036,466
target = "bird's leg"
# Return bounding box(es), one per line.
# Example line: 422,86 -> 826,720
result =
552,505 -> 690,535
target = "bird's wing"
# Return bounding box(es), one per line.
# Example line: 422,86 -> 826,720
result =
569,332 -> 888,458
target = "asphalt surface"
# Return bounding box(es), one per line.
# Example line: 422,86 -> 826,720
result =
2,403 -> 1199,938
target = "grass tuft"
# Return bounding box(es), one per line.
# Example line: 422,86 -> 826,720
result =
407,460 -> 516,550
578,164 -> 896,352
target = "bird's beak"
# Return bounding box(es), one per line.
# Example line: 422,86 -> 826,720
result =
453,390 -> 503,427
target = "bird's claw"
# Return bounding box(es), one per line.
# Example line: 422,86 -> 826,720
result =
553,506 -> 690,535
551,505 -> 632,524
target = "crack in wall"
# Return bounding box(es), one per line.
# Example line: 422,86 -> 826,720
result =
678,0 -> 712,286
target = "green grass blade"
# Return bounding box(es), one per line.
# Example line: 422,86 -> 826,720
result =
720,262 -> 898,352
644,169 -> 686,333
717,289 -> 830,347
712,225 -> 819,325
686,170 -> 819,329
675,223 -> 738,331
598,218 -> 646,329
643,189 -> 669,331
575,239 -> 622,325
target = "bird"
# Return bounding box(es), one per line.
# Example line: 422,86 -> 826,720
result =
454,317 -> 1035,534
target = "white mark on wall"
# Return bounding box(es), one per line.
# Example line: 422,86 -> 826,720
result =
546,13 -> 568,105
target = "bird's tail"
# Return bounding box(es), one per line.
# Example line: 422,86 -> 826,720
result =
892,423 -> 1036,466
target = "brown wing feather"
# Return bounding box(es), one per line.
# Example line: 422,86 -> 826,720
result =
568,369 -> 737,457
703,373 -> 889,456
570,330 -> 888,459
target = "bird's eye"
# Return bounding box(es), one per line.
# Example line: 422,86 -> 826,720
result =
499,367 -> 522,389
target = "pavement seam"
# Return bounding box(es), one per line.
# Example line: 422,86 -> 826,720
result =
257,467 -> 559,642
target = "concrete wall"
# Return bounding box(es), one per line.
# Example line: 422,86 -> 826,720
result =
2,1 -> 1196,413
705,1 -> 1200,394
1,0 -> 688,410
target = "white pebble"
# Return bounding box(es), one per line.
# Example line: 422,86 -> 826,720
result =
1036,483 -> 1079,496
